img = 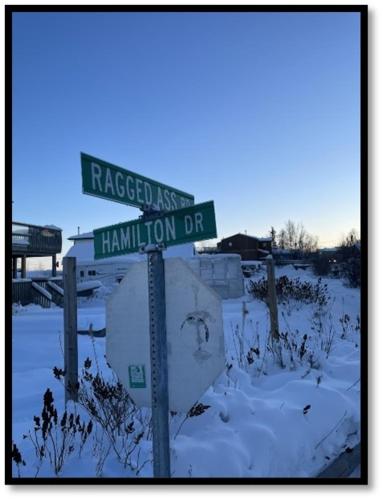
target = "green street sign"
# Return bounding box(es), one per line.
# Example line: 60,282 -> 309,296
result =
81,152 -> 194,210
93,201 -> 217,259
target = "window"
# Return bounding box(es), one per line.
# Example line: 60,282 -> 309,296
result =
88,270 -> 96,276
80,271 -> 84,278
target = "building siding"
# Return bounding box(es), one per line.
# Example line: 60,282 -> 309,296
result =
218,233 -> 271,260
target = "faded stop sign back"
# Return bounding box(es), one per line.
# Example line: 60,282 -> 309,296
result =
106,258 -> 225,412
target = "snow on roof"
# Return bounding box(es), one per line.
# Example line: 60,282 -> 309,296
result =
66,241 -> 94,261
222,233 -> 272,242
68,232 -> 94,240
44,224 -> 62,231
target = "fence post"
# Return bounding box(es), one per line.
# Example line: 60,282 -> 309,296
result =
52,255 -> 57,277
63,257 -> 78,403
21,256 -> 27,278
12,257 -> 17,279
265,255 -> 283,367
239,301 -> 247,367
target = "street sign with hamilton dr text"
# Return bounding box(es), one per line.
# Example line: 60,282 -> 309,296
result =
81,152 -> 194,210
93,201 -> 217,259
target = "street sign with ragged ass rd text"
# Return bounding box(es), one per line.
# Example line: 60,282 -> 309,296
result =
81,152 -> 194,210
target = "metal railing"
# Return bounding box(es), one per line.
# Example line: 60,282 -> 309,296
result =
12,278 -> 64,307
31,282 -> 52,308
12,222 -> 62,255
12,279 -> 32,305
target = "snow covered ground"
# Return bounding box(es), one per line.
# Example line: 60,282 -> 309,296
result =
11,265 -> 361,479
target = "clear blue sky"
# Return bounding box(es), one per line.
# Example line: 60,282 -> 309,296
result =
12,11 -> 360,260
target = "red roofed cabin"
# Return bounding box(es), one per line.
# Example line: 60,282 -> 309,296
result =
217,233 -> 272,260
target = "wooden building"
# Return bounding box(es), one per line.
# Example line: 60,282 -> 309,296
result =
12,222 -> 62,278
217,233 -> 272,261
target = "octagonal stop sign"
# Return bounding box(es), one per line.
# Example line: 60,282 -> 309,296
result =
106,257 -> 225,412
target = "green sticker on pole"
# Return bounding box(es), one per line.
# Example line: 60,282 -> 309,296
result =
128,365 -> 146,389
93,201 -> 217,259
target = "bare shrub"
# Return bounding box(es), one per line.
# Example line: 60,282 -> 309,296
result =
23,388 -> 92,476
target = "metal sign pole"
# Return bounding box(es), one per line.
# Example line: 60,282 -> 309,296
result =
141,206 -> 170,478
147,247 -> 171,478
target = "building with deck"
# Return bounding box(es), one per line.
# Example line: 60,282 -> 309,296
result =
12,222 -> 62,278
12,222 -> 63,306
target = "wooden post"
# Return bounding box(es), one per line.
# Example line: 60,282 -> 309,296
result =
266,255 -> 283,367
239,301 -> 247,367
266,255 -> 279,342
21,256 -> 27,278
52,255 -> 57,277
63,257 -> 78,403
12,257 -> 17,279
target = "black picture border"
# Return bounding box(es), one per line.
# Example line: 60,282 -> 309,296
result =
5,4 -> 368,485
